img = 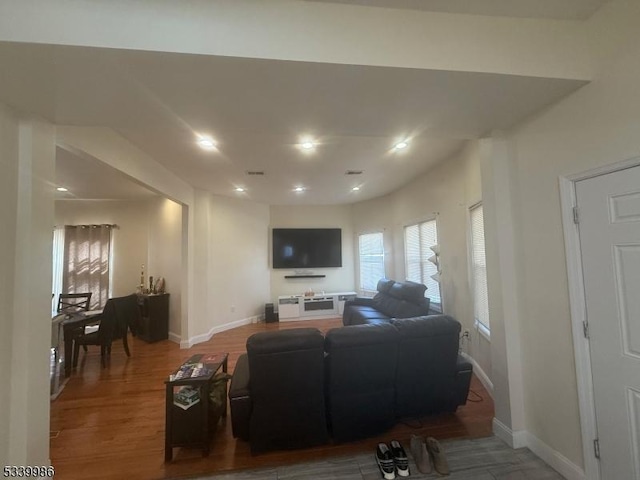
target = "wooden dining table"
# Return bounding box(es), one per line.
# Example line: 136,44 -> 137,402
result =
60,310 -> 103,377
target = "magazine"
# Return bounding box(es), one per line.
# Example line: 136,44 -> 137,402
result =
173,386 -> 200,410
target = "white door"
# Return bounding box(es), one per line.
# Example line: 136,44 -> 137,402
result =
576,165 -> 640,479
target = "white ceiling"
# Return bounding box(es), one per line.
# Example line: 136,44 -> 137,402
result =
56,147 -> 157,200
0,39 -> 587,204
305,0 -> 607,20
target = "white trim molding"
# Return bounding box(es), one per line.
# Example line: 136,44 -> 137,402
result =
168,332 -> 181,344
180,315 -> 261,349
493,419 -> 586,480
524,431 -> 586,480
493,417 -> 525,448
558,156 -> 640,480
460,351 -> 493,397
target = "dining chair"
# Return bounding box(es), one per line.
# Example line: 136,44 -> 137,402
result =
112,294 -> 141,357
72,298 -> 119,368
72,295 -> 139,369
57,292 -> 92,313
58,292 -> 94,353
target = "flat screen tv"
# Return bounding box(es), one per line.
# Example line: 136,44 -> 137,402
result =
272,228 -> 342,269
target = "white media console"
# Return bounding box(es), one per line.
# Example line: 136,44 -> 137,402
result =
278,291 -> 357,321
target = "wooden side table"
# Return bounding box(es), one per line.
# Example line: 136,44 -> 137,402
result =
164,352 -> 229,461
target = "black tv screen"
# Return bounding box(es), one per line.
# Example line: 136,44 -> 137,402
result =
272,228 -> 342,269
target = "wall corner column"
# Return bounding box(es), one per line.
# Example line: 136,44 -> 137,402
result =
479,133 -> 526,445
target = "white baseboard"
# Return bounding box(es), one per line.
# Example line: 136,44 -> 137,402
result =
493,417 -> 524,448
180,315 -> 261,349
524,431 -> 586,480
493,418 -> 585,480
168,332 -> 181,344
460,351 -> 493,397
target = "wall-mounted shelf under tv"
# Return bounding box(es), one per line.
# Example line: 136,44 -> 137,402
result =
284,274 -> 326,279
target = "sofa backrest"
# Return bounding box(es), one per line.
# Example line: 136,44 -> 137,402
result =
246,327 -> 328,451
391,315 -> 461,417
325,323 -> 399,393
373,280 -> 430,318
324,323 -> 399,441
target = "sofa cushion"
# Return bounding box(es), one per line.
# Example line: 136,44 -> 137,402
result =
325,323 -> 399,442
376,278 -> 395,293
389,280 -> 427,303
391,314 -> 461,337
343,305 -> 391,326
246,328 -> 329,452
372,292 -> 403,317
247,327 -> 324,354
393,299 -> 430,318
326,322 -> 399,349
392,315 -> 462,417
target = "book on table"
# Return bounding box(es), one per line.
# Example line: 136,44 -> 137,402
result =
173,386 -> 200,410
168,354 -> 219,381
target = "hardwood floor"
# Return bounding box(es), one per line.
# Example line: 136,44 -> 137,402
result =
50,318 -> 494,480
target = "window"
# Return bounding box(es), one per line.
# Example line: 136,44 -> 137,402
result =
404,219 -> 441,304
358,232 -> 385,295
470,204 -> 489,333
51,227 -> 65,315
62,224 -> 114,310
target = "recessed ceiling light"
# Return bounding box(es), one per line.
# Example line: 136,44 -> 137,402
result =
301,141 -> 315,150
235,187 -> 245,193
294,186 -> 305,192
197,136 -> 217,150
394,141 -> 409,150
352,186 -> 360,191
56,187 -> 68,192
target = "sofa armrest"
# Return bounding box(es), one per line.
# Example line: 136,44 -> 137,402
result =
229,353 -> 251,440
453,354 -> 473,407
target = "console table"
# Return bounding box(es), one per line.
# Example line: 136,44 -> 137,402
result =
138,293 -> 169,343
278,291 -> 356,321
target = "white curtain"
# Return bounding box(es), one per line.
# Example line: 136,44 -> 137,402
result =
51,227 -> 65,315
62,224 -> 113,310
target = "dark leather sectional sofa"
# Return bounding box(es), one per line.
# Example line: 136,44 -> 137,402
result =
228,293 -> 473,453
342,278 -> 431,325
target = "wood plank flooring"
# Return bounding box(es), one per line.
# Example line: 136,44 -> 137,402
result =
50,318 -> 494,480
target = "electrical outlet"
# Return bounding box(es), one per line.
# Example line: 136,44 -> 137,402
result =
231,305 -> 235,313
463,330 -> 470,338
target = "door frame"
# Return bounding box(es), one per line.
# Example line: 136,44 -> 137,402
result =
559,156 -> 640,480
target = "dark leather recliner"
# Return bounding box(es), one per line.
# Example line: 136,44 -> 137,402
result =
392,315 -> 463,417
229,328 -> 329,453
343,279 -> 431,326
324,323 -> 399,442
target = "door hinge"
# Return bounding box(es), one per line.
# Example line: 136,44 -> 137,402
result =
593,438 -> 600,459
583,320 -> 589,339
573,206 -> 580,224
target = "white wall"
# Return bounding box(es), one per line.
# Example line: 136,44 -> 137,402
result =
55,200 -> 150,297
351,143 -> 490,373
0,105 -> 55,467
56,197 -> 184,339
270,204 -> 356,300
498,0 -> 640,468
56,128 -> 196,343
203,194 -> 271,335
147,197 -> 183,338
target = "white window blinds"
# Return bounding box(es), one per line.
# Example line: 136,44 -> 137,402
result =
470,204 -> 489,331
404,220 -> 441,304
358,232 -> 385,294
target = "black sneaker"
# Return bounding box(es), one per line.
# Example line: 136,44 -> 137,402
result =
390,440 -> 410,477
376,443 -> 396,480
